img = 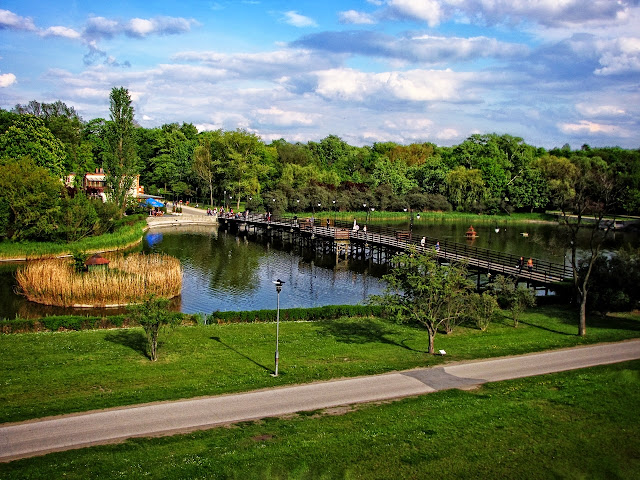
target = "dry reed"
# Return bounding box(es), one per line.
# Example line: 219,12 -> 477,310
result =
16,253 -> 182,307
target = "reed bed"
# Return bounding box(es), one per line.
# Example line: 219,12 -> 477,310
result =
16,253 -> 182,307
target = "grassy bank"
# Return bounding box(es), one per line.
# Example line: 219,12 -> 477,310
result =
292,210 -> 556,225
0,216 -> 147,261
2,360 -> 638,478
1,306 -> 638,424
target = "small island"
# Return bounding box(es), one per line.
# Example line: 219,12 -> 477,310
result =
16,253 -> 182,308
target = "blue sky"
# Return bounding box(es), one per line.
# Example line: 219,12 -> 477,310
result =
1,0 -> 639,149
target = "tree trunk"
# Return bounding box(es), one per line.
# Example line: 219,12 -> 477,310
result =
428,328 -> 435,355
579,296 -> 587,337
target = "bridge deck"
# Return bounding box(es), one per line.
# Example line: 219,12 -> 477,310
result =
219,213 -> 570,285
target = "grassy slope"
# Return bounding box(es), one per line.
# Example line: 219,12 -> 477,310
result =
0,218 -> 147,260
1,360 -> 638,478
1,306 -> 638,424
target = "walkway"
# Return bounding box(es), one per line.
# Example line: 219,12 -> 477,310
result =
1,340 -> 639,462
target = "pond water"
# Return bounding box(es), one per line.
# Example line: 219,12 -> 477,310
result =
1,219 -> 638,319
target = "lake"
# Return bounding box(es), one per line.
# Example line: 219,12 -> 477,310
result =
1,218 -> 638,319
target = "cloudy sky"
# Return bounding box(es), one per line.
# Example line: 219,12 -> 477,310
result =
1,0 -> 639,149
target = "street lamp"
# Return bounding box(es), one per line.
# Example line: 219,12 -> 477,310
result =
272,279 -> 285,377
332,199 -> 336,225
224,190 -> 227,210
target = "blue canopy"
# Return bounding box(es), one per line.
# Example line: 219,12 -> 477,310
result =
143,198 -> 164,208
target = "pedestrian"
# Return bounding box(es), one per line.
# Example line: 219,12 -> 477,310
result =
435,241 -> 440,252
527,257 -> 533,273
518,256 -> 524,270
420,236 -> 426,247
326,218 -> 330,228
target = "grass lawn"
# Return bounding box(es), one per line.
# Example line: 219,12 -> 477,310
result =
1,306 -> 639,424
0,217 -> 147,260
1,360 -> 638,478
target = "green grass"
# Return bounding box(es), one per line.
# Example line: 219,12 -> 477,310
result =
1,360 -> 638,478
297,210 -> 556,225
1,306 -> 638,424
0,217 -> 147,260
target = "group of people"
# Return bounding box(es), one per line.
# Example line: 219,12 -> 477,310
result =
518,256 -> 534,272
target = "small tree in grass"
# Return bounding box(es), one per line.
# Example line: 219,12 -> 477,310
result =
467,292 -> 499,331
128,296 -> 179,361
491,275 -> 536,327
372,248 -> 473,354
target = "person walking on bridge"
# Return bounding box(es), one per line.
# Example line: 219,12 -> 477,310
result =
527,258 -> 534,273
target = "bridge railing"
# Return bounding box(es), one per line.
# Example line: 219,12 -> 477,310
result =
221,212 -> 571,280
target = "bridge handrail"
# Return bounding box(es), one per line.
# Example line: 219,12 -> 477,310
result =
219,212 -> 571,280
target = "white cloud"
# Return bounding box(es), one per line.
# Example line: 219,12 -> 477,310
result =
283,11 -> 317,28
376,0 -> 636,28
339,10 -> 376,25
0,73 -> 17,87
575,103 -> 626,117
0,9 -> 36,31
254,106 -> 317,126
559,120 -> 620,134
314,68 -> 474,103
128,18 -> 155,37
41,26 -> 82,39
594,36 -> 640,75
387,0 -> 443,27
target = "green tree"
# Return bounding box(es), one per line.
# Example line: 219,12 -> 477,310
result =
0,115 -> 66,178
128,296 -> 179,362
222,129 -> 271,209
445,166 -> 485,210
104,87 -> 138,217
372,248 -> 473,354
193,130 -> 224,207
537,154 -> 619,336
0,157 -> 62,240
490,275 -> 535,327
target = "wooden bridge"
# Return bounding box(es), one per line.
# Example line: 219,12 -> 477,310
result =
219,213 -> 572,289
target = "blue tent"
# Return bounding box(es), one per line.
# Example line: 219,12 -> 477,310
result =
143,198 -> 164,208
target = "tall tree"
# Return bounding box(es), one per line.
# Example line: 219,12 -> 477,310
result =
537,154 -> 619,336
104,87 -> 138,216
193,130 -> 223,206
222,129 -> 270,209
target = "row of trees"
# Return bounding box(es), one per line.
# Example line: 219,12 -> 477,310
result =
1,90 -> 639,227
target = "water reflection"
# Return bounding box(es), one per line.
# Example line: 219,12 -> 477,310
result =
143,226 -> 387,314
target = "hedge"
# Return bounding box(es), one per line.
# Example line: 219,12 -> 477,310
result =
0,305 -> 382,334
207,304 -> 382,324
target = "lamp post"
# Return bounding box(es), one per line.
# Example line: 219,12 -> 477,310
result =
224,190 -> 227,211
332,199 -> 336,225
272,279 -> 284,376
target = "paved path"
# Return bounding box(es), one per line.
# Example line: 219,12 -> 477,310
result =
1,340 -> 639,462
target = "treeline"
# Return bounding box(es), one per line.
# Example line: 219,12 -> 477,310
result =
1,91 -> 639,242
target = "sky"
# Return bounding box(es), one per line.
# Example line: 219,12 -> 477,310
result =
0,0 -> 639,149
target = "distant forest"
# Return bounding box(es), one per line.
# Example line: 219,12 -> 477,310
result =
1,97 -> 639,239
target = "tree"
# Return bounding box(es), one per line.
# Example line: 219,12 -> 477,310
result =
128,296 -> 179,361
537,154 -> 619,336
104,87 -> 138,217
490,275 -> 535,327
372,248 -> 473,354
0,115 -> 66,178
193,130 -> 224,207
222,129 -> 271,209
0,157 -> 62,240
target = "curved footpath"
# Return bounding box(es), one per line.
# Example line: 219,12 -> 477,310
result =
1,339 -> 639,462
